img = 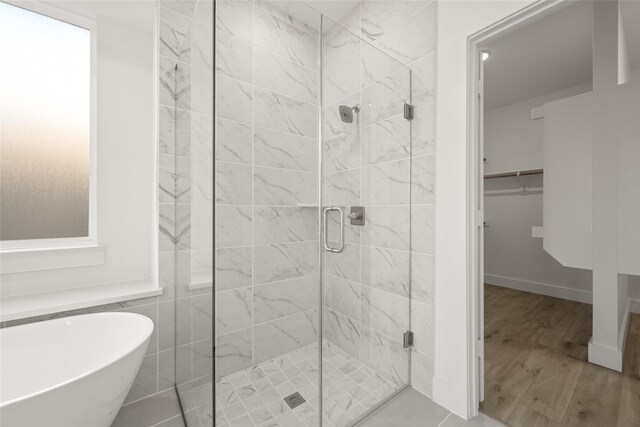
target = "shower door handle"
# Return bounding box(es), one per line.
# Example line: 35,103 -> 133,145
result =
323,206 -> 345,253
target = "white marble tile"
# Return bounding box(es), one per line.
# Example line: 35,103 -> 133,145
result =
159,155 -> 191,203
324,275 -> 360,320
161,0 -> 197,18
410,51 -> 436,107
216,118 -> 251,164
361,286 -> 409,339
159,203 -> 191,251
193,0 -> 213,26
324,308 -> 360,359
254,127 -> 317,172
253,6 -> 317,69
360,68 -> 410,127
216,74 -> 252,124
253,310 -> 318,363
216,0 -> 253,41
361,246 -> 410,297
216,328 -> 252,379
253,207 -> 317,244
411,301 -> 434,357
192,111 -> 213,160
193,293 -> 214,340
125,354 -> 158,404
158,349 -> 175,392
410,348 -> 434,398
324,170 -> 360,207
216,31 -> 252,83
253,241 -> 318,284
215,205 -> 252,248
176,344 -> 193,384
216,287 -> 252,335
361,114 -> 410,165
324,131 -> 360,173
160,6 -> 191,62
370,2 -> 436,65
254,47 -> 317,104
325,243 -> 360,282
360,43 -> 403,87
192,20 -> 213,68
324,53 -> 360,106
159,106 -> 191,157
323,25 -> 360,73
412,103 -> 436,156
254,0 -> 319,36
254,88 -> 317,138
411,204 -> 434,254
360,326 -> 409,387
216,246 -> 252,291
411,253 -> 434,305
254,167 -> 316,206
253,275 -> 318,323
193,337 -> 213,378
361,159 -> 410,206
360,1 -> 424,43
192,158 -> 213,204
192,65 -> 213,115
160,57 -> 191,110
216,162 -> 251,205
360,206 -> 410,251
411,155 -> 435,204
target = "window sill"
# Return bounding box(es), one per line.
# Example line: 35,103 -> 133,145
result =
0,280 -> 163,323
0,245 -> 106,274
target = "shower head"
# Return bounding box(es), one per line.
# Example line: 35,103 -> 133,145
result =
338,104 -> 360,123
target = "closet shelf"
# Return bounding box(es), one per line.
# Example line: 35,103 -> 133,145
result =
484,168 -> 543,179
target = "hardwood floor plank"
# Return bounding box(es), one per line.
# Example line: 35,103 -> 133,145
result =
482,286 -> 638,427
561,363 -> 622,427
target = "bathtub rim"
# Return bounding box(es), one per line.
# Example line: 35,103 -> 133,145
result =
0,311 -> 154,408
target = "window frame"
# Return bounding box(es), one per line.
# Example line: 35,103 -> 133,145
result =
0,0 -> 98,254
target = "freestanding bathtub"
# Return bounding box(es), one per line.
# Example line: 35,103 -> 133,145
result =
0,312 -> 154,427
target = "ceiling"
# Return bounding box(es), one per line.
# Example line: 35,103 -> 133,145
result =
482,1 -> 594,110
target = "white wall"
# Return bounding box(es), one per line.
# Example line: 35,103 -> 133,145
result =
484,84 -> 593,302
435,0 -> 537,418
1,12 -> 156,297
485,83 -> 592,288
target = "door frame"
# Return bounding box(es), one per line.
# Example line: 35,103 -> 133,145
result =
465,0 -> 573,416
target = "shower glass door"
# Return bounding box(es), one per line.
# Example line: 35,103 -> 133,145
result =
320,14 -> 412,426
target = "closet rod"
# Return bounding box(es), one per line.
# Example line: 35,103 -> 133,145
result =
484,168 -> 543,180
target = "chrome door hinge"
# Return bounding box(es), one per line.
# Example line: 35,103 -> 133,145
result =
476,210 -> 483,228
403,331 -> 414,348
477,79 -> 482,99
404,103 -> 414,120
476,340 -> 483,358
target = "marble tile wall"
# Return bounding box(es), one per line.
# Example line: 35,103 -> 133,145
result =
157,0 -> 215,401
320,0 -> 437,399
215,0 -> 321,379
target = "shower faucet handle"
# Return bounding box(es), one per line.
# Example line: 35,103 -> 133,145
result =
348,206 -> 365,226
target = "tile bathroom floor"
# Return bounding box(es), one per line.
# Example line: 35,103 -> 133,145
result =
183,340 -> 402,427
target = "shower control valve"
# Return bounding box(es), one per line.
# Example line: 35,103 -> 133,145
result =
348,206 -> 365,226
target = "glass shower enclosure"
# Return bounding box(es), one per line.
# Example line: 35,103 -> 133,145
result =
170,1 -> 414,426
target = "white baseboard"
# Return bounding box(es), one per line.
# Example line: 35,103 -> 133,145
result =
484,274 -> 592,304
588,339 -> 623,371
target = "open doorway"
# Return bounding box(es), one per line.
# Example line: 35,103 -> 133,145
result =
469,1 -> 640,425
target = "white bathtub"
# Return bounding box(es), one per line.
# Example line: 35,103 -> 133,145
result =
0,312 -> 154,427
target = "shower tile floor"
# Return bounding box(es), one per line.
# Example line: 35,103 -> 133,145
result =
181,341 -> 401,427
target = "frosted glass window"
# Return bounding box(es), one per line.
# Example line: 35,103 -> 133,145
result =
0,3 -> 91,241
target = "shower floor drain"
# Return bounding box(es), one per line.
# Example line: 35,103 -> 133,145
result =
283,392 -> 306,409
